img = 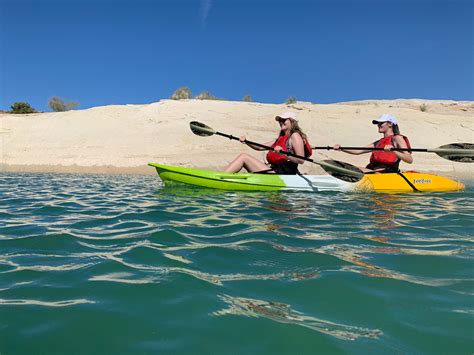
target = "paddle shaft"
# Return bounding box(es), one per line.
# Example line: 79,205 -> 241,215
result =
215,132 -> 364,178
313,146 -> 474,154
216,131 -> 310,160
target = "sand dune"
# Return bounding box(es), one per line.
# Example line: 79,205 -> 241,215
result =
1,99 -> 473,177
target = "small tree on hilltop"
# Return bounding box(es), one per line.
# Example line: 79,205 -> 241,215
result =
243,95 -> 253,102
48,96 -> 79,112
286,97 -> 297,104
10,102 -> 38,114
195,91 -> 219,100
171,86 -> 192,100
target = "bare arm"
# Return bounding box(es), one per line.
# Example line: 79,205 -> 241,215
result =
391,136 -> 413,164
286,133 -> 305,164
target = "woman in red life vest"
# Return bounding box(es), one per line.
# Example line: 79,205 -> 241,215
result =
224,111 -> 312,174
333,114 -> 413,173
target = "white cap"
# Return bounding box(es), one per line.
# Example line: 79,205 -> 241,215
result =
372,114 -> 397,125
275,111 -> 298,121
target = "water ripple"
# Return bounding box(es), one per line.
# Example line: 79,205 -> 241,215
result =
0,298 -> 95,307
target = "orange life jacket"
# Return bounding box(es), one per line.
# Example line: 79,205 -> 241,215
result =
266,134 -> 313,165
368,134 -> 411,171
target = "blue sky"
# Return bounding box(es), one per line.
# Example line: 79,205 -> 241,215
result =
1,0 -> 472,111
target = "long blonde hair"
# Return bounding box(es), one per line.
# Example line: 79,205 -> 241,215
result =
280,118 -> 308,142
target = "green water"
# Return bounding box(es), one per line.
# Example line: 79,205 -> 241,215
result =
1,173 -> 473,354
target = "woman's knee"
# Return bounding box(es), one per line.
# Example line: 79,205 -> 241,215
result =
237,153 -> 252,161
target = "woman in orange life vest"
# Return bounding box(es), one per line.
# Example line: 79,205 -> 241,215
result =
333,114 -> 413,173
224,111 -> 312,174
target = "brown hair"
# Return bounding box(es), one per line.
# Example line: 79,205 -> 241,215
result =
392,124 -> 400,135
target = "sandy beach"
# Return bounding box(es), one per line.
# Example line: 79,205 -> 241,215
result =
1,99 -> 473,178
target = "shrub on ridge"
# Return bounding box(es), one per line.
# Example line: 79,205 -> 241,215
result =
10,102 -> 38,114
48,96 -> 79,112
171,86 -> 192,100
195,91 -> 220,100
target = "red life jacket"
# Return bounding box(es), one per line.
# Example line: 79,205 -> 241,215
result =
266,134 -> 313,165
369,134 -> 411,168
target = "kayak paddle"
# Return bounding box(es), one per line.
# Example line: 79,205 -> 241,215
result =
190,121 -> 364,182
312,143 -> 474,163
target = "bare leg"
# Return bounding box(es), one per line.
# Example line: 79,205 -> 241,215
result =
361,167 -> 385,173
224,153 -> 270,173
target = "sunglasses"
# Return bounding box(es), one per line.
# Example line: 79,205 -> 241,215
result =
377,122 -> 388,127
277,118 -> 289,124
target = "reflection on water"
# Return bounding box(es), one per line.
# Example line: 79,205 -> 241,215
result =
361,194 -> 407,230
214,294 -> 383,340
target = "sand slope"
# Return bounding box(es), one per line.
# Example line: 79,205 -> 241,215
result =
1,99 -> 473,177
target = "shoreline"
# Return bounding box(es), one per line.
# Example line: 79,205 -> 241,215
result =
1,164 -> 473,182
0,164 -> 155,175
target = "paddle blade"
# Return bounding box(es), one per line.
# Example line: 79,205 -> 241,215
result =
435,143 -> 474,163
321,160 -> 364,183
190,121 -> 216,137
